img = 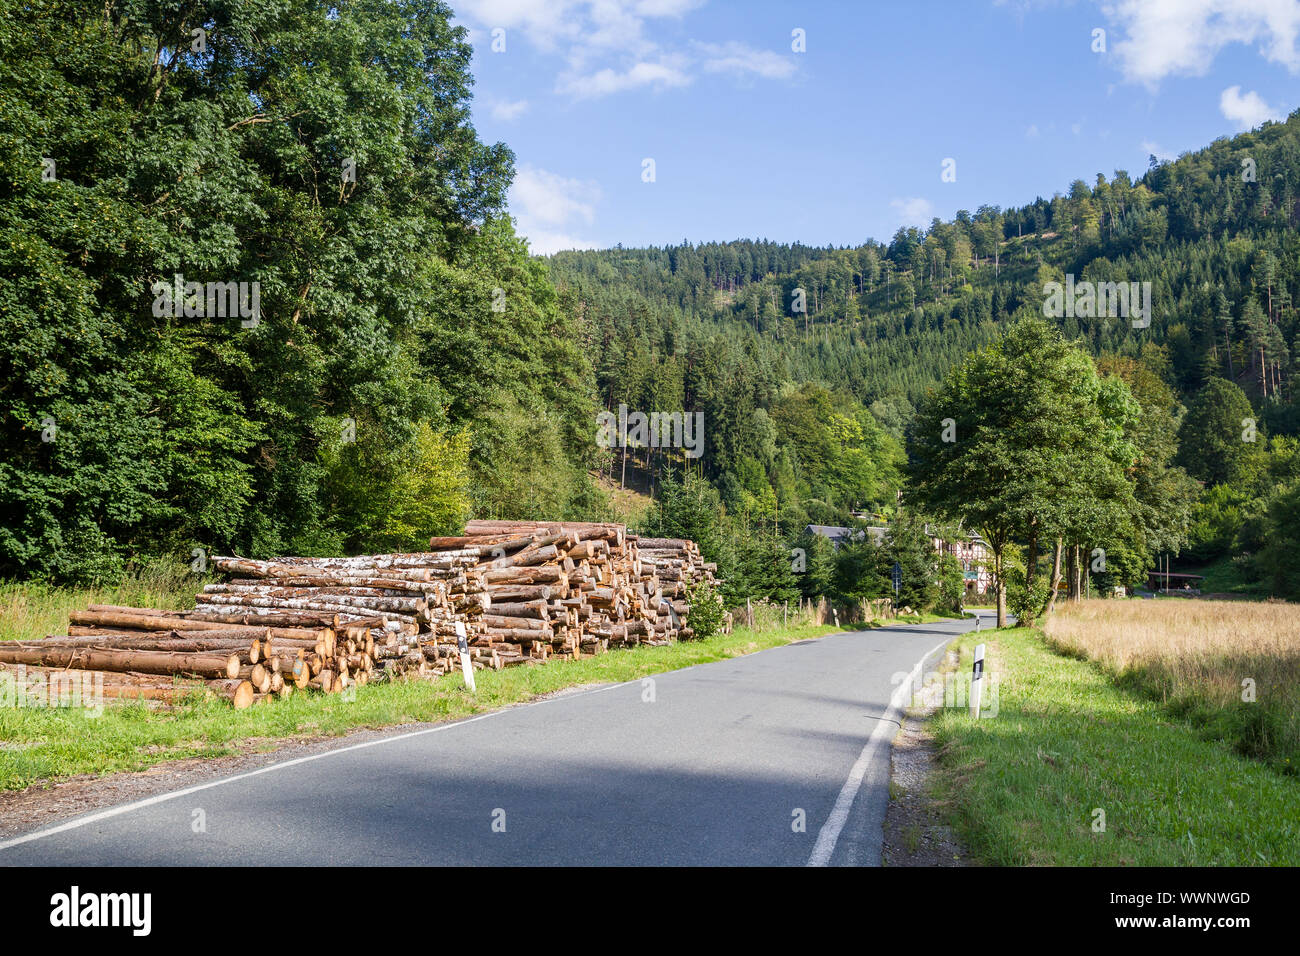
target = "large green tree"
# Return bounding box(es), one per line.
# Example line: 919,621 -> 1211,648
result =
0,0 -> 595,580
1176,378 -> 1263,487
909,318 -> 1140,626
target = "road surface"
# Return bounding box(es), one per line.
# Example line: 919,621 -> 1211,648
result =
0,614 -> 988,866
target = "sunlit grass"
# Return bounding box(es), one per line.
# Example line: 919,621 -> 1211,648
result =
1042,599 -> 1300,772
0,562 -> 203,643
929,628 -> 1299,866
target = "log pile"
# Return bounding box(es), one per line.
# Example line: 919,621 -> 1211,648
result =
18,521 -> 723,709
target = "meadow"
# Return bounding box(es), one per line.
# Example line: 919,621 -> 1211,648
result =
1042,598 -> 1300,773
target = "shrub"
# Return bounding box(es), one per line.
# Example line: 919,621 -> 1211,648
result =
684,580 -> 725,640
1005,564 -> 1052,625
935,553 -> 965,614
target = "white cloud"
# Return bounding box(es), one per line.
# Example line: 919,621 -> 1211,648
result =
489,98 -> 530,121
557,57 -> 692,99
509,165 -> 602,254
891,197 -> 935,228
1025,123 -> 1040,138
1140,140 -> 1176,162
455,0 -> 794,100
1219,84 -> 1286,129
454,0 -> 697,65
1101,0 -> 1300,87
694,41 -> 797,79
518,230 -> 602,255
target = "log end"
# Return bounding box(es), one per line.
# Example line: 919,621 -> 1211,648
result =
231,680 -> 256,709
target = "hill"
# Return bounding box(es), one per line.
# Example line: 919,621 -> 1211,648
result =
548,111 -> 1300,599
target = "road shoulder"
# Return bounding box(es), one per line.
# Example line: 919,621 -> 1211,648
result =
881,646 -> 971,866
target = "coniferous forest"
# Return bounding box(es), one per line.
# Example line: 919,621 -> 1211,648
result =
5,1 -> 1300,613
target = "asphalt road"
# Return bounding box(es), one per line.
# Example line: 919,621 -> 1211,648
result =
0,614 -> 987,866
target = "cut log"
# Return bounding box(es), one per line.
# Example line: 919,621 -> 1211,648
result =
0,645 -> 242,680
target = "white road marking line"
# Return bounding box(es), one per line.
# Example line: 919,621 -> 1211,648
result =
0,680 -> 628,853
806,634 -> 954,866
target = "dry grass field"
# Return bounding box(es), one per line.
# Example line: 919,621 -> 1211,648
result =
1043,599 -> 1300,773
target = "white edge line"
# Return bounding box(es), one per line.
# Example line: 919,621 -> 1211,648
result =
806,634 -> 953,866
0,680 -> 629,853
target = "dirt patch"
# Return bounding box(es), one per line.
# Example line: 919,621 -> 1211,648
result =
881,649 -> 971,866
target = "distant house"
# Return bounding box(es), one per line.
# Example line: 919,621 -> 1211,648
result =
804,524 -> 887,548
929,529 -> 992,596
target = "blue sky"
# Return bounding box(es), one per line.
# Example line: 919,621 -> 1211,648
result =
449,0 -> 1300,253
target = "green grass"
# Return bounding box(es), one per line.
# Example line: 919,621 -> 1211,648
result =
0,620 -> 859,790
0,564 -> 204,643
820,611 -> 956,631
928,628 -> 1300,865
1186,555 -> 1267,598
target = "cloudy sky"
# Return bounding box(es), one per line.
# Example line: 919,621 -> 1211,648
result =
450,0 -> 1300,253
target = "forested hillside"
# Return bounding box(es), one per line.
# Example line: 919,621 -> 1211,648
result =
4,0 -> 1299,607
552,110 -> 1300,601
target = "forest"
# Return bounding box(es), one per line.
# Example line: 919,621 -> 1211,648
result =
3,0 -> 1300,615
550,113 -> 1300,607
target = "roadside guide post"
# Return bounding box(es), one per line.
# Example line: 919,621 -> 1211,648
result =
970,642 -> 985,718
891,562 -> 901,609
455,620 -> 476,693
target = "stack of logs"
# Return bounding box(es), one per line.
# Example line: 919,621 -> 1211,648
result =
0,521 -> 722,709
0,603 -> 385,709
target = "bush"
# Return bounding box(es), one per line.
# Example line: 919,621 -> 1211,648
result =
684,580 -> 725,640
935,553 -> 965,614
1005,564 -> 1052,624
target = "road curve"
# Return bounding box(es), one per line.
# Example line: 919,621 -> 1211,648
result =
0,615 -> 987,866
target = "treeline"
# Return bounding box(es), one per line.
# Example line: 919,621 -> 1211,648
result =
1,0 -> 604,582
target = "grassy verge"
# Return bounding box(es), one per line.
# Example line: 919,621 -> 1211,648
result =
928,628 -> 1300,865
867,611 -> 960,627
1043,599 -> 1299,774
0,565 -> 203,643
1,620 -> 861,790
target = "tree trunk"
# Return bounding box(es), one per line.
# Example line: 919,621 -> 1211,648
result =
1044,539 -> 1063,615
994,549 -> 1007,628
1025,525 -> 1039,589
69,610 -> 234,632
25,636 -> 254,654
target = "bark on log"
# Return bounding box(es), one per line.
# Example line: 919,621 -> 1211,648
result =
0,645 -> 242,680
69,611 -> 236,632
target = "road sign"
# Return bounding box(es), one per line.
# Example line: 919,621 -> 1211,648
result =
891,561 -> 901,595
